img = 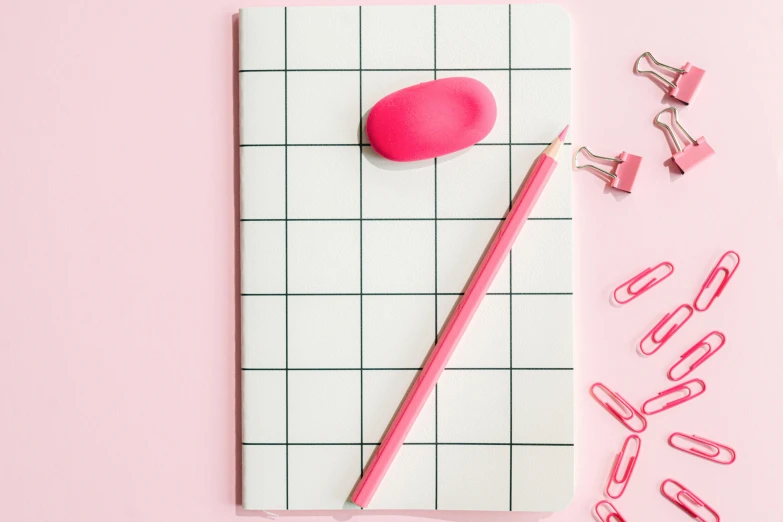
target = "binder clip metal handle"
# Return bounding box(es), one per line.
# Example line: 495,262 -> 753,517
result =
654,108 -> 714,174
634,52 -> 685,89
654,107 -> 696,152
635,51 -> 706,104
574,146 -> 641,193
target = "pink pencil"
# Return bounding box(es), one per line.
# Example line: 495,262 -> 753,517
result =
351,126 -> 570,507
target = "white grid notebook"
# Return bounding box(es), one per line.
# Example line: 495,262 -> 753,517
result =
240,4 -> 572,511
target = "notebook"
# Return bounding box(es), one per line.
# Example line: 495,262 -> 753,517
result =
239,4 -> 572,511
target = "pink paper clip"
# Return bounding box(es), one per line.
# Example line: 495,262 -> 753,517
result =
668,331 -> 726,381
661,479 -> 720,522
668,433 -> 736,465
642,379 -> 705,415
639,303 -> 694,356
634,52 -> 706,104
613,261 -> 674,305
694,251 -> 740,311
590,383 -> 647,433
605,435 -> 641,499
654,107 -> 714,174
594,500 -> 627,522
574,146 -> 643,193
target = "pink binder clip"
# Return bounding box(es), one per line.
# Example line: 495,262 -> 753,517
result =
641,379 -> 705,415
573,146 -> 642,193
605,435 -> 641,499
613,261 -> 674,305
668,433 -> 736,465
594,500 -> 627,522
655,107 -> 714,174
661,479 -> 720,522
694,251 -> 740,311
634,52 -> 706,104
590,383 -> 647,433
639,303 -> 694,356
668,331 -> 726,381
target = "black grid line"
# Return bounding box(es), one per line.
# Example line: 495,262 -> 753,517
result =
242,367 -> 574,372
239,142 -> 572,147
358,5 -> 364,484
240,67 -> 571,72
243,442 -> 574,447
508,4 -> 513,511
241,217 -> 571,222
283,6 -> 289,510
433,5 -> 438,508
243,292 -> 573,297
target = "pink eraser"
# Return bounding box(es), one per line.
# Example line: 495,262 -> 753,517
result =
366,77 -> 497,162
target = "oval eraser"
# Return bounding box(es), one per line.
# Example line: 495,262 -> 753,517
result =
366,77 -> 497,162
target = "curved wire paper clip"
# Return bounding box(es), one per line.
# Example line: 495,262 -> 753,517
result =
594,500 -> 627,522
694,251 -> 740,312
668,331 -> 726,381
639,303 -> 694,356
634,51 -> 706,104
661,479 -> 720,522
590,383 -> 647,433
655,107 -> 714,174
574,146 -> 642,193
605,435 -> 641,499
613,262 -> 674,305
642,379 -> 706,415
668,433 -> 736,465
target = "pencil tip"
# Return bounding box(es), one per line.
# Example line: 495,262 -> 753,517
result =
558,125 -> 570,142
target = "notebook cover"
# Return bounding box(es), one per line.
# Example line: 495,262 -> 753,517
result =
239,4 -> 572,511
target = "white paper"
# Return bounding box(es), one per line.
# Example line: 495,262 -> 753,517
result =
240,4 -> 572,511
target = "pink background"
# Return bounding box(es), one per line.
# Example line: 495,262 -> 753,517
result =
1,0 -> 782,520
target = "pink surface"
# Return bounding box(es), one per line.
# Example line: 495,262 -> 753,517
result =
366,77 -> 497,161
0,1 -> 782,521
